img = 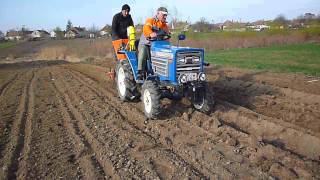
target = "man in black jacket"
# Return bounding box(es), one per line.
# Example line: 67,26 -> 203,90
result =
111,4 -> 134,40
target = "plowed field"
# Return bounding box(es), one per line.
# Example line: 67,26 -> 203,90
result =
0,60 -> 319,179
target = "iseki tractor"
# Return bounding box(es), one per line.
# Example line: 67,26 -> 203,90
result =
111,26 -> 213,119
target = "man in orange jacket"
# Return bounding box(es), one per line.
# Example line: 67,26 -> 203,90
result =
137,7 -> 170,79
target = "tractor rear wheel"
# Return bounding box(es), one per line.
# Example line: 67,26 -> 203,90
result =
141,80 -> 161,119
115,60 -> 139,101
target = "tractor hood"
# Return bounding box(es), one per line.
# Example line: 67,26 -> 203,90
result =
151,41 -> 204,55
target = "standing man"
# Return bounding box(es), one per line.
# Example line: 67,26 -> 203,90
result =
111,4 -> 134,40
137,7 -> 170,79
111,4 -> 134,60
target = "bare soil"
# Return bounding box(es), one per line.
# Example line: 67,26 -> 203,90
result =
0,58 -> 319,179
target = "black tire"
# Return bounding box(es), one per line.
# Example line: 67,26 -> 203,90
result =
141,80 -> 161,119
193,91 -> 214,114
115,60 -> 139,101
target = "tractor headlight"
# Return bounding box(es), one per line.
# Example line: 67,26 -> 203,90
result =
178,57 -> 185,63
198,73 -> 206,81
178,74 -> 187,84
193,56 -> 200,63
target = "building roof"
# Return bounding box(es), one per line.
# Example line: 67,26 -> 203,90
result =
223,20 -> 234,26
100,25 -> 111,31
66,29 -> 78,34
6,31 -> 21,37
38,30 -> 50,34
71,27 -> 86,33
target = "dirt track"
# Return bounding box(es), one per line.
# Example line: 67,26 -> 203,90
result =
0,60 -> 319,179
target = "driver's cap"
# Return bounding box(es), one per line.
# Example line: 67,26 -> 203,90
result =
157,7 -> 168,15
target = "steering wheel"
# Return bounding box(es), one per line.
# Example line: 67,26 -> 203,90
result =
147,28 -> 171,41
147,34 -> 171,41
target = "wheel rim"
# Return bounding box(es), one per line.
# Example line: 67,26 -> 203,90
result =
117,67 -> 126,96
143,89 -> 152,114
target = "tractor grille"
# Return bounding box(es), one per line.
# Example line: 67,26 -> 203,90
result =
151,57 -> 169,77
176,52 -> 201,78
151,51 -> 171,77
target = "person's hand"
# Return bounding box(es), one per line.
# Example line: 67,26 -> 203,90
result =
150,32 -> 157,38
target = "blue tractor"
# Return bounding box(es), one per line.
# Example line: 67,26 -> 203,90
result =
114,28 -> 213,119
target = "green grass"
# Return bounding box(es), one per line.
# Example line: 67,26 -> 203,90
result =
184,27 -> 320,40
205,43 -> 320,76
0,42 -> 18,49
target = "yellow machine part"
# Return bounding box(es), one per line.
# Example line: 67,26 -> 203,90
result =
127,26 -> 136,51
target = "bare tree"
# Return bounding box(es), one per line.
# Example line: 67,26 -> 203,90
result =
136,17 -> 143,25
193,17 -> 210,32
170,6 -> 179,29
88,24 -> 100,38
88,24 -> 99,33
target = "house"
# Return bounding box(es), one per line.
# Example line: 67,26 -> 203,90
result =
5,31 -> 22,41
4,30 -> 33,41
304,13 -> 316,19
221,20 -> 234,30
64,26 -> 87,38
73,27 -> 87,37
88,33 -> 95,39
245,20 -> 270,31
51,30 -> 65,39
22,31 -> 33,39
289,19 -> 305,29
50,31 -> 56,38
245,22 -> 255,29
100,25 -> 111,37
30,30 -> 50,40
64,29 -> 77,38
252,20 -> 270,31
222,20 -> 246,32
214,23 -> 224,30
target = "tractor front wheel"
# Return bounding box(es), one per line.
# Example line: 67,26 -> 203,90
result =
141,80 -> 161,119
193,91 -> 213,114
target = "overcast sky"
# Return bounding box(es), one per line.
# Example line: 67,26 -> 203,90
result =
0,0 -> 319,32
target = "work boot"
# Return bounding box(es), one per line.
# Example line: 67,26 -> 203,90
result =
137,70 -> 144,80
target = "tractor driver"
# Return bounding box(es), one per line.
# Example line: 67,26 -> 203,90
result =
137,7 -> 170,79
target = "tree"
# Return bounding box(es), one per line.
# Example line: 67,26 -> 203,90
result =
88,24 -> 99,33
170,6 -> 179,29
66,20 -> 73,31
21,25 -> 30,32
193,17 -> 211,32
54,27 -> 64,39
273,14 -> 289,27
0,31 -> 4,41
88,23 -> 100,38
